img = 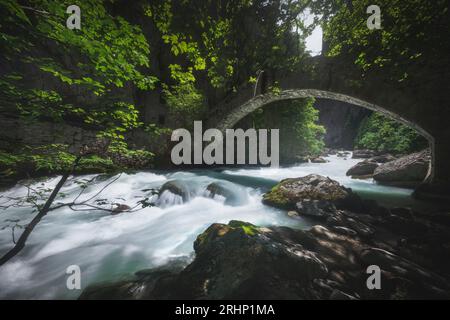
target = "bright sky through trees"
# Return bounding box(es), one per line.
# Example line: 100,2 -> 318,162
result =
301,9 -> 323,56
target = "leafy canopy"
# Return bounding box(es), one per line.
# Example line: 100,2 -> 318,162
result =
0,0 -> 157,151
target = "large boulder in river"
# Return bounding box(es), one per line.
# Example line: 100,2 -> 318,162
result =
205,182 -> 231,198
370,154 -> 396,163
170,221 -> 329,299
346,160 -> 378,178
262,174 -> 362,212
159,181 -> 189,200
204,182 -> 241,206
373,150 -> 430,187
352,149 -> 377,159
80,221 -> 329,300
79,216 -> 450,299
157,180 -> 191,206
166,221 -> 329,299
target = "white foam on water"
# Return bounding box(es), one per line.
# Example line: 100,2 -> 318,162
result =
0,154 -> 417,299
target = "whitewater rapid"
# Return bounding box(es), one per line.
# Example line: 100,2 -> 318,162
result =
0,154 -> 417,299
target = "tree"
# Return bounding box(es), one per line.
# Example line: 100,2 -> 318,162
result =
0,0 -> 157,150
145,0 -> 314,99
243,97 -> 325,163
0,140 -> 157,266
354,112 -> 428,153
0,1 -> 163,264
311,0 -> 450,83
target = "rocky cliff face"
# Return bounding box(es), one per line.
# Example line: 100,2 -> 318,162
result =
315,99 -> 371,149
0,115 -> 98,153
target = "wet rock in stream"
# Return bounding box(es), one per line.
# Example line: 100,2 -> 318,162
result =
79,175 -> 450,300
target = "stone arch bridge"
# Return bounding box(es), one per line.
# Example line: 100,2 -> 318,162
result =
206,56 -> 450,199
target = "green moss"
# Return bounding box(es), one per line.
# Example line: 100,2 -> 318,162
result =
262,184 -> 291,209
241,225 -> 257,236
194,223 -> 232,250
194,221 -> 259,252
228,220 -> 259,236
195,231 -> 208,247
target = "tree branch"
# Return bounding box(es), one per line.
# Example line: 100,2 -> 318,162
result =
0,156 -> 81,266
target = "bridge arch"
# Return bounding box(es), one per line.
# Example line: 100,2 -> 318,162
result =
216,89 -> 433,142
207,54 -> 450,198
213,88 -> 435,185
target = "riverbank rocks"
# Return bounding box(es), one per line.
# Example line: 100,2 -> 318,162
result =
80,221 -> 330,299
295,199 -> 337,219
310,156 -> 328,163
79,214 -> 450,299
322,148 -> 337,156
294,155 -> 310,163
346,160 -> 378,178
370,154 -> 396,163
337,151 -> 351,158
172,221 -> 329,299
373,149 -> 430,187
79,257 -> 191,300
346,153 -> 397,179
359,247 -> 450,298
183,222 -> 335,299
352,149 -> 377,159
262,174 -> 363,213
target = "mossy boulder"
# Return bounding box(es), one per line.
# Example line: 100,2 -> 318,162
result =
262,174 -> 353,210
79,215 -> 450,299
194,220 -> 259,253
173,221 -> 328,299
228,220 -> 259,236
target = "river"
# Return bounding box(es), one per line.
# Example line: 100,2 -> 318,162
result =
0,153 -> 435,299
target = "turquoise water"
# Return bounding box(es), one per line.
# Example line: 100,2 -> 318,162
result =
0,153 -> 438,299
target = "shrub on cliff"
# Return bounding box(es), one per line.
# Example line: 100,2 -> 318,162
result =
354,113 -> 428,154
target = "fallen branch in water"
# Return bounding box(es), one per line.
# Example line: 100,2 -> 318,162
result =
0,155 -> 81,266
0,171 -> 155,266
0,140 -> 132,266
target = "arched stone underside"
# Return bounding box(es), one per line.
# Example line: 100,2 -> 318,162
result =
207,56 -> 450,197
215,89 -> 432,142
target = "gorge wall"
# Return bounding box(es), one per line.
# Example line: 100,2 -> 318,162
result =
315,99 -> 371,149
